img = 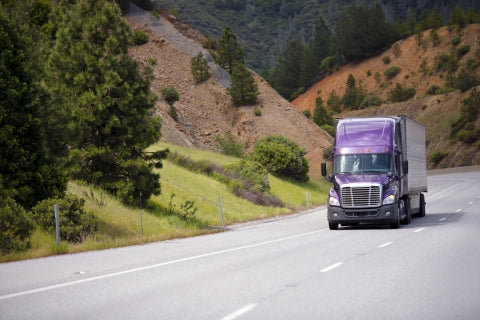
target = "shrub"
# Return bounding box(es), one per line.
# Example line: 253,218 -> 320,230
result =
384,66 -> 401,79
253,107 -> 262,116
458,128 -> 480,144
321,124 -> 335,137
0,197 -> 35,253
250,135 -> 309,182
302,110 -> 311,118
382,56 -> 391,64
388,83 -> 416,102
160,87 -> 180,106
215,131 -> 245,157
322,146 -> 334,161
360,93 -> 383,108
451,68 -> 480,92
450,36 -> 461,46
168,105 -> 178,121
148,57 -> 157,65
31,194 -> 98,243
430,151 -> 447,165
131,29 -> 148,45
225,159 -> 270,193
425,85 -> 441,95
456,45 -> 470,58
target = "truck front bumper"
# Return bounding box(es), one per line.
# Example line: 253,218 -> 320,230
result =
327,203 -> 398,225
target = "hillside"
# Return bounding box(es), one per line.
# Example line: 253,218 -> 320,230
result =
292,24 -> 480,169
126,6 -> 333,179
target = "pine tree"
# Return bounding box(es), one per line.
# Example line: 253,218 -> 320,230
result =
45,0 -> 166,206
227,63 -> 259,106
217,26 -> 244,74
275,38 -> 304,100
0,11 -> 66,209
191,52 -> 210,82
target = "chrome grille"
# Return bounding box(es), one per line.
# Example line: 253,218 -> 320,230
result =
341,185 -> 381,208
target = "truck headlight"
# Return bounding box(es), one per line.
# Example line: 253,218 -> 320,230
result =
383,194 -> 395,205
329,196 -> 340,206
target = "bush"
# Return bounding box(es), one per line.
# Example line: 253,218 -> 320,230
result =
382,56 -> 391,64
456,45 -> 470,58
430,151 -> 447,165
215,131 -> 245,157
321,124 -> 335,137
253,107 -> 262,116
451,68 -> 480,92
458,128 -> 480,144
160,87 -> 180,106
384,66 -> 401,79
131,29 -> 148,45
388,83 -> 416,102
31,194 -> 98,243
250,135 -> 309,182
425,85 -> 441,95
0,197 -> 35,253
322,146 -> 333,161
450,36 -> 461,46
225,159 -> 270,193
360,93 -> 383,108
302,110 -> 311,118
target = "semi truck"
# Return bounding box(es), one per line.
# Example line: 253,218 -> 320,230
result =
321,116 -> 427,230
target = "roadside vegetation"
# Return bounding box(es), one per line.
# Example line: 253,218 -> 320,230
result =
1,142 -> 329,263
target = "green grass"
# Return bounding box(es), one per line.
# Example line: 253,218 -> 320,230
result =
1,142 -> 330,262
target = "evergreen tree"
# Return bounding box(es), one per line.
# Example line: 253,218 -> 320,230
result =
46,0 -> 166,206
191,52 -> 210,82
275,38 -> 304,100
0,11 -> 66,209
227,63 -> 259,106
313,97 -> 334,127
335,4 -> 397,61
217,26 -> 244,74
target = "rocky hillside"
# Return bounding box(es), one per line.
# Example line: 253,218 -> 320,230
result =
126,7 -> 333,179
292,24 -> 480,169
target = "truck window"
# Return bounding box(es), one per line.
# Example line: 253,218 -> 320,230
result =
334,154 -> 392,174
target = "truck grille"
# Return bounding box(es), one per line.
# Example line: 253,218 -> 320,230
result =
341,185 -> 381,208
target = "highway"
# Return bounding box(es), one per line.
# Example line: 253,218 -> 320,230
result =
1,168 -> 479,319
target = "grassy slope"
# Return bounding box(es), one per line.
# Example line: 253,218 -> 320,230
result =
1,142 -> 329,262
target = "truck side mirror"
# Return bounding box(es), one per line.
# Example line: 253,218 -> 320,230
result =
321,162 -> 327,177
402,160 -> 409,174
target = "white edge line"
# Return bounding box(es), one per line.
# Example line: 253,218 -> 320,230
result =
0,229 -> 325,301
220,303 -> 257,320
439,217 -> 447,222
378,241 -> 393,248
321,262 -> 343,273
414,227 -> 426,233
456,209 -> 462,213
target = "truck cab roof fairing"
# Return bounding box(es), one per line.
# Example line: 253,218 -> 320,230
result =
335,118 -> 395,154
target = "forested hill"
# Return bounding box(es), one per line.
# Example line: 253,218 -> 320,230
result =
151,0 -> 480,72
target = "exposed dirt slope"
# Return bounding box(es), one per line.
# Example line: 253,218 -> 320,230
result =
126,12 -> 333,179
292,24 -> 480,169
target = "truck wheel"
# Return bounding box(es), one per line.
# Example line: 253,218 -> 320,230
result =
329,222 -> 338,230
418,194 -> 426,217
402,197 -> 412,225
391,204 -> 401,229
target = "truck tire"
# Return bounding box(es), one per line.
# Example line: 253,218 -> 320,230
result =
391,203 -> 401,229
418,193 -> 426,217
329,222 -> 338,230
403,197 -> 412,225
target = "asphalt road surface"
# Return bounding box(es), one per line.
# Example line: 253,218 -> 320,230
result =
1,167 -> 479,319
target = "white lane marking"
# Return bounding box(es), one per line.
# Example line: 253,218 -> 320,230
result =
414,228 -> 426,233
427,183 -> 462,200
456,209 -> 462,213
0,230 -> 324,301
468,201 -> 474,205
439,218 -> 447,222
378,242 -> 393,248
321,262 -> 343,273
220,303 -> 257,320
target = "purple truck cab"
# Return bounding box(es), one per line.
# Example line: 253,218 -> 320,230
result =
321,116 -> 427,230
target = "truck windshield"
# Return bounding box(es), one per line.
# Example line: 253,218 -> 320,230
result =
334,154 -> 392,174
